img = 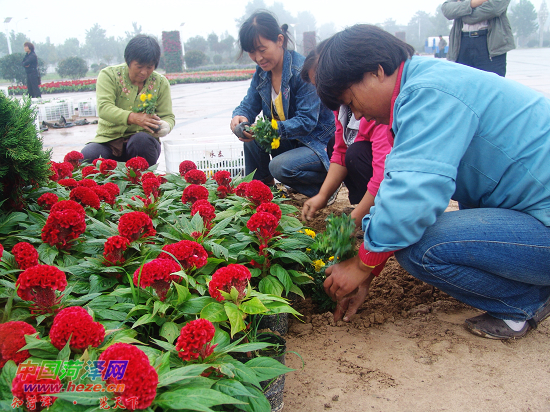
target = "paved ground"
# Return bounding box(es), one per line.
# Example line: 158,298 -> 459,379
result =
29,48 -> 550,172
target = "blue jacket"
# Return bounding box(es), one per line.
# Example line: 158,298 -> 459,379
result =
363,56 -> 550,252
232,49 -> 335,170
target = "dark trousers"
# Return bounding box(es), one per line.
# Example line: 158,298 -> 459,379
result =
327,136 -> 374,205
26,71 -> 41,98
457,33 -> 507,77
81,132 -> 161,167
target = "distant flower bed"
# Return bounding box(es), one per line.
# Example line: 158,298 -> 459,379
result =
8,70 -> 255,95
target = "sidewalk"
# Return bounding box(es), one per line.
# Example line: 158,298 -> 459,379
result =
35,48 -> 550,172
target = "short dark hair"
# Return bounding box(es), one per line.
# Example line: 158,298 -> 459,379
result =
124,35 -> 161,68
316,24 -> 415,111
300,39 -> 328,84
24,42 -> 34,52
238,10 -> 292,56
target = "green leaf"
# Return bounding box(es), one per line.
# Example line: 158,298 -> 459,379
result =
179,296 -> 216,314
51,390 -> 105,406
263,301 -> 301,316
201,301 -> 229,322
0,212 -> 27,235
57,336 -> 72,361
0,360 -> 17,402
246,357 -> 294,382
173,282 -> 190,305
160,321 -> 180,344
258,277 -> 284,297
157,364 -> 211,387
272,250 -> 310,264
213,379 -> 256,399
239,297 -> 268,315
132,313 -> 157,329
270,264 -> 293,295
227,360 -> 261,388
225,302 -> 247,338
156,387 -> 246,410
94,309 -> 129,321
37,242 -> 59,265
234,384 -> 272,412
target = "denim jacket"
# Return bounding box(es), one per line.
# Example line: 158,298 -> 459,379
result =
232,49 -> 335,170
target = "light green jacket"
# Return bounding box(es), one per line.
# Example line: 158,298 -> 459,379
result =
92,64 -> 175,143
442,0 -> 515,61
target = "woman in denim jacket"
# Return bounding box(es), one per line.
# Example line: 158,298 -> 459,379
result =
230,11 -> 335,197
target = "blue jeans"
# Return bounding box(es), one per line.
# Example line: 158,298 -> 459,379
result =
395,208 -> 550,321
243,139 -> 327,197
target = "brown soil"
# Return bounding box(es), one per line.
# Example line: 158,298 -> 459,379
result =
280,188 -> 550,412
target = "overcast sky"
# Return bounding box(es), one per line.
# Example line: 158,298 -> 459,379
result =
2,0 -> 544,47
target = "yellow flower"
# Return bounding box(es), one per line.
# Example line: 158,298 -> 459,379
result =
271,118 -> 278,130
147,93 -> 153,100
312,259 -> 325,272
328,256 -> 335,261
271,137 -> 280,150
306,248 -> 311,252
140,94 -> 147,102
304,229 -> 316,238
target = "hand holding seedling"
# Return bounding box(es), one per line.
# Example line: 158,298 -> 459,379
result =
333,275 -> 375,322
128,112 -> 161,134
324,255 -> 374,302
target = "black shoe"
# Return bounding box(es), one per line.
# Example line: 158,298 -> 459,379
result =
74,119 -> 90,126
40,125 -> 48,132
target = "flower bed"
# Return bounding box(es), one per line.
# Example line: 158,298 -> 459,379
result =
8,70 -> 255,95
0,152 -> 319,411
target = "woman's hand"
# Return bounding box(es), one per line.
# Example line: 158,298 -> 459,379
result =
324,255 -> 373,301
230,116 -> 254,142
128,112 -> 161,134
333,275 -> 374,322
302,194 -> 329,222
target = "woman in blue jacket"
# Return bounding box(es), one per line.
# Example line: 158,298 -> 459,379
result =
315,24 -> 550,340
230,11 -> 335,197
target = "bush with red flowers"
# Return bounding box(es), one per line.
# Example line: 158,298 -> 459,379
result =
118,211 -> 156,242
98,158 -> 118,175
235,182 -> 248,197
175,319 -> 217,361
103,235 -> 130,266
99,343 -> 158,410
159,240 -> 208,270
16,264 -> 67,312
36,193 -> 58,210
69,186 -> 101,209
93,186 -> 116,206
57,178 -> 79,189
42,201 -> 86,250
12,242 -> 39,270
179,160 -> 197,176
245,180 -> 273,205
81,165 -> 99,177
257,202 -> 282,220
63,151 -> 84,168
76,178 -> 98,188
190,199 -> 216,228
125,157 -> 149,184
185,169 -> 207,185
102,182 -> 120,196
11,367 -> 61,407
213,170 -> 232,187
181,184 -> 209,205
142,177 -> 161,199
208,264 -> 251,303
0,321 -> 37,368
133,258 -> 181,300
247,211 -> 279,240
49,306 -> 105,350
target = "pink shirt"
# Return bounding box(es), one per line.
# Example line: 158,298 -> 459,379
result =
330,114 -> 392,197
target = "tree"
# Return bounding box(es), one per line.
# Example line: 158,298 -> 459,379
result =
9,32 -> 30,53
35,37 -> 57,65
0,53 -> 30,84
510,0 -> 538,47
125,22 -> 142,43
382,19 -> 401,36
85,23 -> 108,62
207,32 -> 220,54
431,6 -> 452,37
0,33 -> 8,56
56,57 -> 88,79
218,33 -> 236,57
235,0 -> 268,27
407,11 -> 435,51
270,1 -> 295,26
185,50 -> 207,68
56,38 -> 81,61
185,35 -> 208,53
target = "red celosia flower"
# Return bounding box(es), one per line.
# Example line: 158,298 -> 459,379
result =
179,160 -> 197,176
181,184 -> 209,205
57,178 -> 79,189
49,306 -> 105,350
245,180 -> 273,205
214,170 -> 232,187
37,193 -> 58,210
93,186 -> 115,206
56,162 -> 74,179
133,258 -> 181,301
185,169 -> 207,185
141,172 -> 158,182
191,199 -> 216,228
63,151 -> 84,168
98,158 -> 118,175
99,343 -> 158,410
175,319 -> 217,361
0,321 -> 37,368
48,162 -> 59,181
256,202 -> 282,220
102,182 -> 120,196
208,264 -> 251,302
217,185 -> 229,199
142,177 -> 161,198
247,212 -> 279,241
16,265 -> 67,313
159,240 -> 208,270
126,157 -> 149,171
81,165 -> 99,177
70,186 -> 101,209
103,235 -> 130,266
235,182 -> 248,197
191,231 -> 202,240
12,367 -> 61,406
118,211 -> 156,242
42,201 -> 86,250
76,178 -> 98,188
12,242 -> 39,270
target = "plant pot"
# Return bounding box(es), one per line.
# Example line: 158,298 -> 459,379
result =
258,312 -> 289,336
258,333 -> 286,412
263,374 -> 285,412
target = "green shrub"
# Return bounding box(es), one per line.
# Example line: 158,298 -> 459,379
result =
56,57 -> 88,79
0,53 -> 47,85
185,50 -> 207,69
0,94 -> 52,211
213,54 -> 223,64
